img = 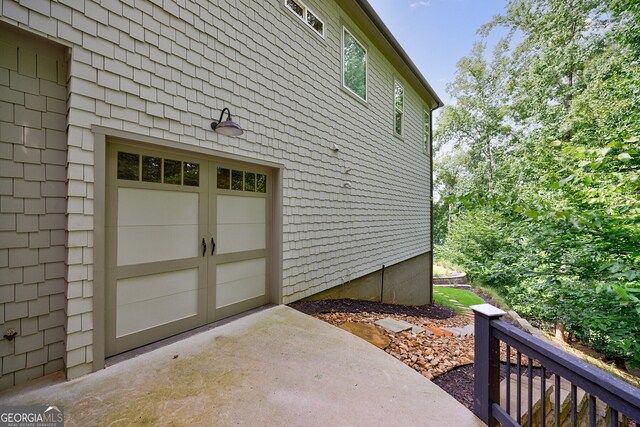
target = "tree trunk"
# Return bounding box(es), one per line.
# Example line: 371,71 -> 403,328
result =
555,323 -> 567,342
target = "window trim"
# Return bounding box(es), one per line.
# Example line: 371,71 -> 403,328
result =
342,26 -> 368,103
393,78 -> 405,138
284,0 -> 325,38
423,108 -> 431,156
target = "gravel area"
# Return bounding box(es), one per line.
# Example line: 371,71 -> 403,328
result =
289,299 -> 474,380
288,297 -> 540,412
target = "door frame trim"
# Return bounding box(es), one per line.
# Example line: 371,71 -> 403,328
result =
92,126 -> 283,371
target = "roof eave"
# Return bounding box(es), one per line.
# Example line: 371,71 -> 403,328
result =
352,0 -> 444,109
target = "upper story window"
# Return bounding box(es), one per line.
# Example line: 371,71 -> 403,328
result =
423,109 -> 431,155
394,80 -> 404,137
343,27 -> 367,101
285,0 -> 324,37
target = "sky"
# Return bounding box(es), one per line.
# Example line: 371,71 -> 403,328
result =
368,0 -> 506,106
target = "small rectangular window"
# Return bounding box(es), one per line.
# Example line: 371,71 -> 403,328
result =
117,152 -> 139,181
256,174 -> 267,193
217,168 -> 230,189
163,159 -> 182,185
244,172 -> 256,192
286,0 -> 304,18
142,156 -> 162,183
183,162 -> 199,186
343,28 -> 367,101
306,10 -> 323,35
423,109 -> 431,155
284,0 -> 324,37
394,80 -> 404,137
231,170 -> 243,191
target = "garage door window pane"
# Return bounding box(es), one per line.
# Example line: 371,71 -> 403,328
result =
245,172 -> 255,192
232,170 -> 243,191
256,174 -> 267,193
117,152 -> 139,181
142,156 -> 161,183
217,168 -> 230,189
183,162 -> 199,186
164,159 -> 182,185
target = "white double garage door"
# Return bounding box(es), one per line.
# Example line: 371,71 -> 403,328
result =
105,142 -> 272,356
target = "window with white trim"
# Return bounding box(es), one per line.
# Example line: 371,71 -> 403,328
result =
423,109 -> 431,155
285,0 -> 324,37
343,28 -> 367,101
394,79 -> 404,137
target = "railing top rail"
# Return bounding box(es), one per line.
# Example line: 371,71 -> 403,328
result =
491,318 -> 640,422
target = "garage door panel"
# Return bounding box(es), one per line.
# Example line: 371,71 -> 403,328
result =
116,268 -> 200,337
216,195 -> 266,254
116,187 -> 199,266
117,224 -> 198,266
217,195 -> 265,224
118,188 -> 199,226
216,258 -> 266,309
217,224 -> 265,254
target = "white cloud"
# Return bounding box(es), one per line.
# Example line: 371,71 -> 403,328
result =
409,1 -> 431,8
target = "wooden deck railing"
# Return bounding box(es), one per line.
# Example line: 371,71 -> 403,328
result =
472,304 -> 640,427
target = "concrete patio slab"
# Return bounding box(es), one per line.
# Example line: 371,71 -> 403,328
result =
0,306 -> 483,427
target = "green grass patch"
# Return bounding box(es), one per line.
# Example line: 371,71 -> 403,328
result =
433,286 -> 485,310
470,284 -> 509,309
432,292 -> 463,313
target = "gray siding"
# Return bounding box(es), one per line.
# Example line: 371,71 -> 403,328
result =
0,26 -> 68,389
0,0 -> 434,383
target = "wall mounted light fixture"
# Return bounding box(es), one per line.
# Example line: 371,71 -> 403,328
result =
211,107 -> 244,136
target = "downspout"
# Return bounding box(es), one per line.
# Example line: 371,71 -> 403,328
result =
429,102 -> 441,305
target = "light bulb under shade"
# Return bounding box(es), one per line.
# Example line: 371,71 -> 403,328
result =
212,118 -> 244,136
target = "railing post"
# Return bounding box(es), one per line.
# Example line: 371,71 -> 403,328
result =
472,303 -> 507,427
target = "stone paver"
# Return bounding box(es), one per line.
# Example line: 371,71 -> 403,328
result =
375,317 -> 430,335
441,324 -> 475,337
339,321 -> 390,349
425,326 -> 454,337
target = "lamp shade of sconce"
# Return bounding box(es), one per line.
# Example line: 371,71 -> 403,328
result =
211,107 -> 244,137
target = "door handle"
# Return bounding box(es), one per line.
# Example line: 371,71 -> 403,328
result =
202,238 -> 206,257
211,237 -> 216,255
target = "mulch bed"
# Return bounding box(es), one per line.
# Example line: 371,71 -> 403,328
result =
288,298 -> 456,319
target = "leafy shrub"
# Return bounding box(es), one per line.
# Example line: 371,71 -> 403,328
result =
507,278 -> 640,368
438,208 -> 522,291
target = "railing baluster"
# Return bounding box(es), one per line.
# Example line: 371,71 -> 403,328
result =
506,344 -> 511,416
527,358 -> 533,427
517,351 -> 522,424
555,374 -> 561,427
471,305 -> 640,427
472,305 -> 506,427
589,395 -> 596,427
571,384 -> 577,427
541,367 -> 546,427
609,408 -> 618,427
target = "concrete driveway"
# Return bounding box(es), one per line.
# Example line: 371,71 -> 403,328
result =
0,305 -> 483,426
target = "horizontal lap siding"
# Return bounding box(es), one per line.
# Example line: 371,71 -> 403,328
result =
0,0 -> 431,378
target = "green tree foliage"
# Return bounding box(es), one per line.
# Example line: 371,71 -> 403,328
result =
434,0 -> 640,367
